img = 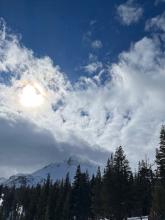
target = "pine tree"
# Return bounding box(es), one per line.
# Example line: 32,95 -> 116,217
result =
54,180 -> 64,220
113,146 -> 132,220
102,155 -> 114,219
156,125 -> 165,183
36,175 -> 51,220
150,126 -> 165,219
48,182 -> 60,220
150,184 -> 165,220
102,147 -> 132,220
134,160 -> 153,217
71,165 -> 91,220
91,166 -> 103,220
61,173 -> 71,220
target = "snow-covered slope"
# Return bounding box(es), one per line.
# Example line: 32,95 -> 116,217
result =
3,174 -> 45,188
1,156 -> 98,187
33,156 -> 97,181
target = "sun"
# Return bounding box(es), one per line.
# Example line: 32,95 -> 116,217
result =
19,83 -> 45,108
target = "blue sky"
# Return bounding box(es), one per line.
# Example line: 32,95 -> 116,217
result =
0,0 -> 165,177
0,0 -> 164,80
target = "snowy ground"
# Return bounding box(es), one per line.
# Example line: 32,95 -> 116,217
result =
100,217 -> 148,220
128,217 -> 148,220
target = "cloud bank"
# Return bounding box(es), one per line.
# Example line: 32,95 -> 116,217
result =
0,17 -> 165,176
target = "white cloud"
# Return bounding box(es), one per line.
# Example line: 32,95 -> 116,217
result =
91,40 -> 103,49
117,0 -> 143,26
0,19 -> 165,175
58,36 -> 165,167
145,12 -> 165,32
83,61 -> 103,74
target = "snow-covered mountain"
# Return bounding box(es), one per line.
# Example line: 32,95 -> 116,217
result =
1,156 -> 98,187
3,174 -> 44,188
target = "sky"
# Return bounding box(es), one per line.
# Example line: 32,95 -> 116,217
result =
0,0 -> 165,177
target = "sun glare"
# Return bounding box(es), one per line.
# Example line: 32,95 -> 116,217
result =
19,83 -> 45,108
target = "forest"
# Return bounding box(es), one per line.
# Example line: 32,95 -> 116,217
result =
0,126 -> 165,220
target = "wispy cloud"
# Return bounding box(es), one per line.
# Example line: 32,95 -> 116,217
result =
145,12 -> 165,32
91,40 -> 103,49
83,62 -> 103,74
90,20 -> 97,26
117,0 -> 143,26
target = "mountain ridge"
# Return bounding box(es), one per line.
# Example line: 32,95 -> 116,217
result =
0,156 -> 98,187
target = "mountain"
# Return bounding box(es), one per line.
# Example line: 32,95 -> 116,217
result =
1,156 -> 98,187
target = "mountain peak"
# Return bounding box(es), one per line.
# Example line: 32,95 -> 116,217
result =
0,156 -> 98,188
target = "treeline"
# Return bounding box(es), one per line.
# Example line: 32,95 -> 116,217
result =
0,127 -> 165,220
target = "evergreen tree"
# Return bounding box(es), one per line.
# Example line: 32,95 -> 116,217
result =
150,183 -> 165,220
55,180 -> 65,220
48,182 -> 60,220
102,155 -> 114,219
91,166 -> 103,220
151,126 -> 165,219
36,175 -> 51,220
134,160 -> 153,217
156,125 -> 165,183
61,173 -> 71,220
102,146 -> 132,220
113,146 -> 132,220
71,165 -> 91,220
